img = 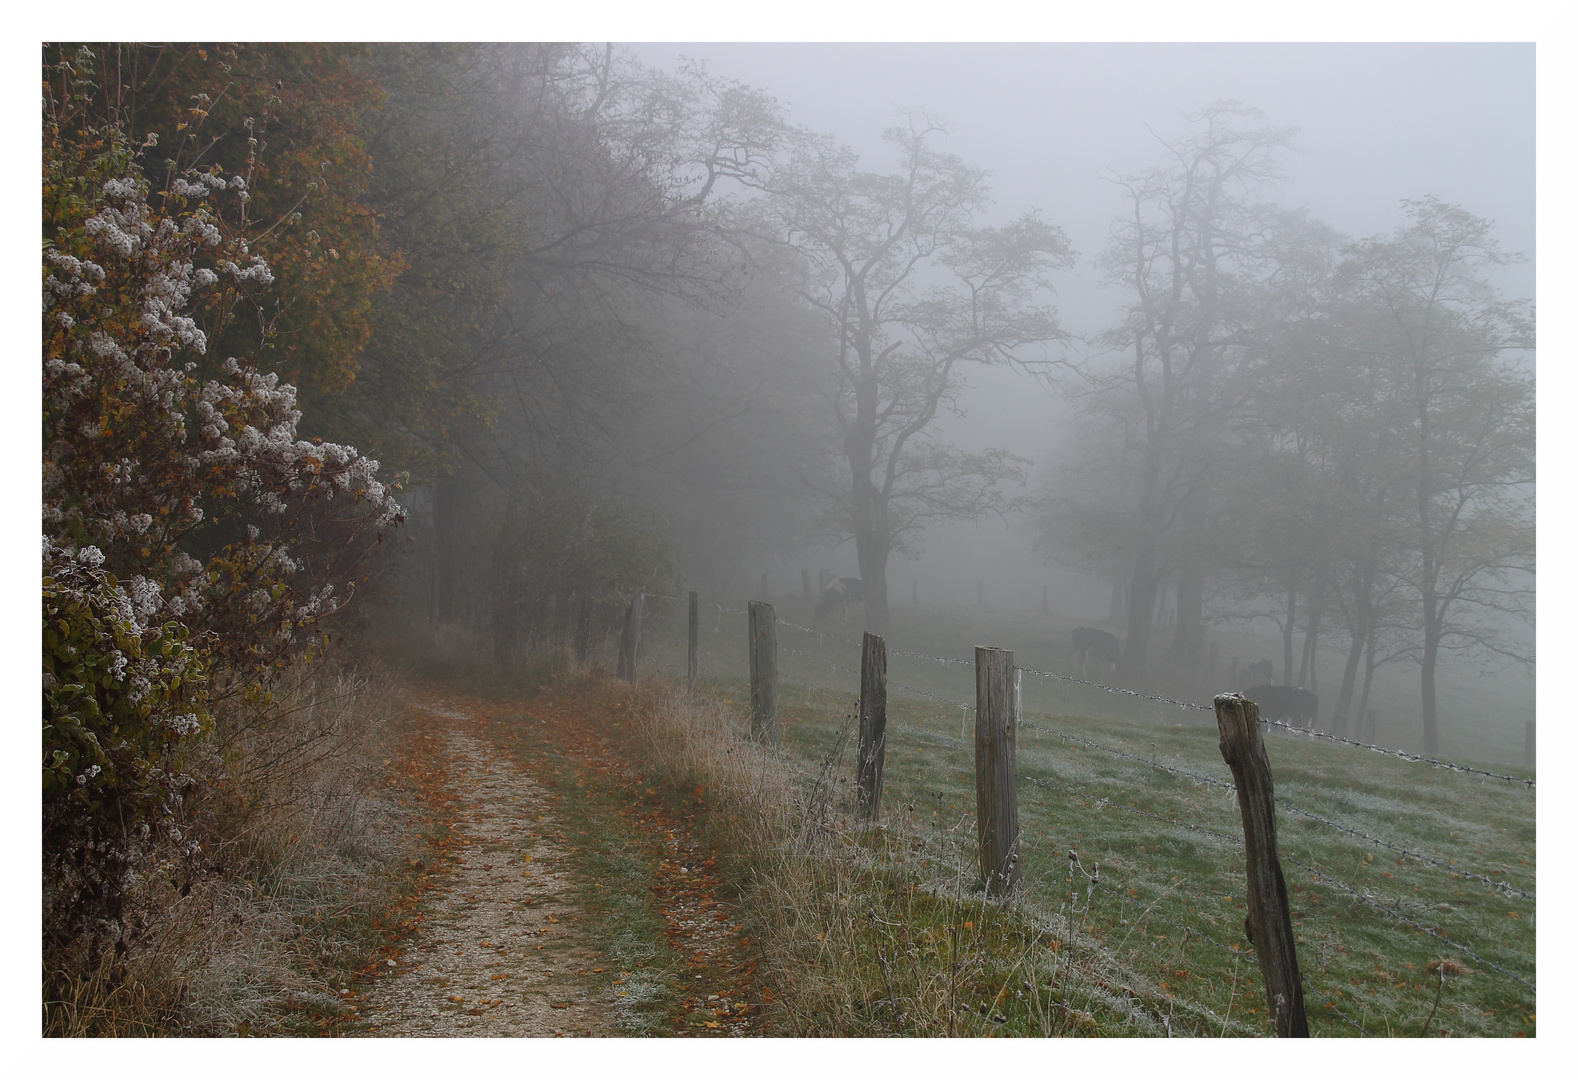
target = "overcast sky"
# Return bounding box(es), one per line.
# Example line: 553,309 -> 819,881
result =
632,42 -> 1535,315
626,42 -> 1537,606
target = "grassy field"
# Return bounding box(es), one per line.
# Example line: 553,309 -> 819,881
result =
630,597 -> 1537,1037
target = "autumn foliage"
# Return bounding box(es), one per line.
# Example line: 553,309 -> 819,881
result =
42,45 -> 404,974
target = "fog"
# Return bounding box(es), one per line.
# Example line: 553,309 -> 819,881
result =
630,43 -> 1534,615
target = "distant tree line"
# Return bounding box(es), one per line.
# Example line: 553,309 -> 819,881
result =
1035,104 -> 1533,754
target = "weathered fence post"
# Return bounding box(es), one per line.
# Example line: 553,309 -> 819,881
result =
575,594 -> 592,664
975,647 -> 1020,896
1215,692 -> 1309,1038
802,568 -> 813,602
617,592 -> 644,682
748,601 -> 779,746
857,632 -> 887,821
687,590 -> 699,689
1525,720 -> 1535,769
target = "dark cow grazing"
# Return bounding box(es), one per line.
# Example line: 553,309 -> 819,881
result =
814,577 -> 863,626
1243,658 -> 1274,688
1072,626 -> 1123,676
1245,685 -> 1318,727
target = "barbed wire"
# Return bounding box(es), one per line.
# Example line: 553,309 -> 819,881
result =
888,716 -> 972,753
1281,854 -> 1535,994
1272,797 -> 1535,901
1257,717 -> 1534,788
1017,665 -> 1214,713
703,603 -> 1529,787
1017,772 -> 1242,849
1018,719 -> 1234,791
887,678 -> 975,713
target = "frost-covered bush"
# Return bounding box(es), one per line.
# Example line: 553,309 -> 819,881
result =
43,541 -> 209,958
43,112 -> 403,961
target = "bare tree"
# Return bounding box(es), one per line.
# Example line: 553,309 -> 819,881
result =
1337,198 -> 1534,753
1093,102 -> 1305,676
757,118 -> 1071,633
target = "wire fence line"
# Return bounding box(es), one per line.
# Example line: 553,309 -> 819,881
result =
1270,797 -> 1535,901
723,609 -> 1536,901
1256,717 -> 1534,788
1280,854 -> 1535,994
1017,772 -> 1242,849
768,608 -> 1522,784
679,599 -> 1535,1014
1018,719 -> 1235,791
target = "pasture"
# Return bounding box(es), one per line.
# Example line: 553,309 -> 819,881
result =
631,594 -> 1536,1037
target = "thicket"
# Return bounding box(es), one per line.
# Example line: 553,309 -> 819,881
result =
42,45 -> 406,1028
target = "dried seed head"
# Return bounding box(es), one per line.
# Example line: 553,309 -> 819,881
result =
1426,958 -> 1467,978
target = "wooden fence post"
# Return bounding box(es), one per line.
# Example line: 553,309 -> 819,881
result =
575,594 -> 592,664
687,590 -> 699,689
857,632 -> 887,821
1525,720 -> 1535,769
748,601 -> 779,746
975,647 -> 1020,896
617,592 -> 644,682
802,568 -> 813,602
1215,692 -> 1309,1037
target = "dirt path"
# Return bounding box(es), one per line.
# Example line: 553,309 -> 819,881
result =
351,686 -> 769,1038
357,713 -> 611,1037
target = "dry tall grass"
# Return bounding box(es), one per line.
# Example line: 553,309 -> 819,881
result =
627,683 -> 1183,1037
43,662 -> 419,1036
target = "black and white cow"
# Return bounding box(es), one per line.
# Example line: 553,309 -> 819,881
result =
1244,684 -> 1319,728
1072,626 -> 1123,676
814,577 -> 864,627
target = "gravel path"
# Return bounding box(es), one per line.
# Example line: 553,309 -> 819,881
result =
358,719 -> 611,1037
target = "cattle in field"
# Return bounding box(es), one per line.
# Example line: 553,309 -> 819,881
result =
1245,684 -> 1318,727
814,577 -> 863,627
1072,626 -> 1123,676
1243,658 -> 1274,688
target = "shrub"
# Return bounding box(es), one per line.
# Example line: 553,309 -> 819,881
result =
42,52 -> 403,977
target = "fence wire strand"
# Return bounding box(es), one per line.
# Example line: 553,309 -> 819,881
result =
1257,716 -> 1535,788
1281,854 -> 1535,993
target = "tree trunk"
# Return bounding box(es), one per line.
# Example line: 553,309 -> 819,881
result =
1421,607 -> 1441,755
1331,631 -> 1365,736
1122,547 -> 1158,678
1356,628 -> 1378,738
1169,563 -> 1206,662
1281,577 -> 1297,686
1298,569 -> 1326,692
433,473 -> 467,623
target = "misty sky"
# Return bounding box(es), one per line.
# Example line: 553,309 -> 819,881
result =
628,43 -> 1536,606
